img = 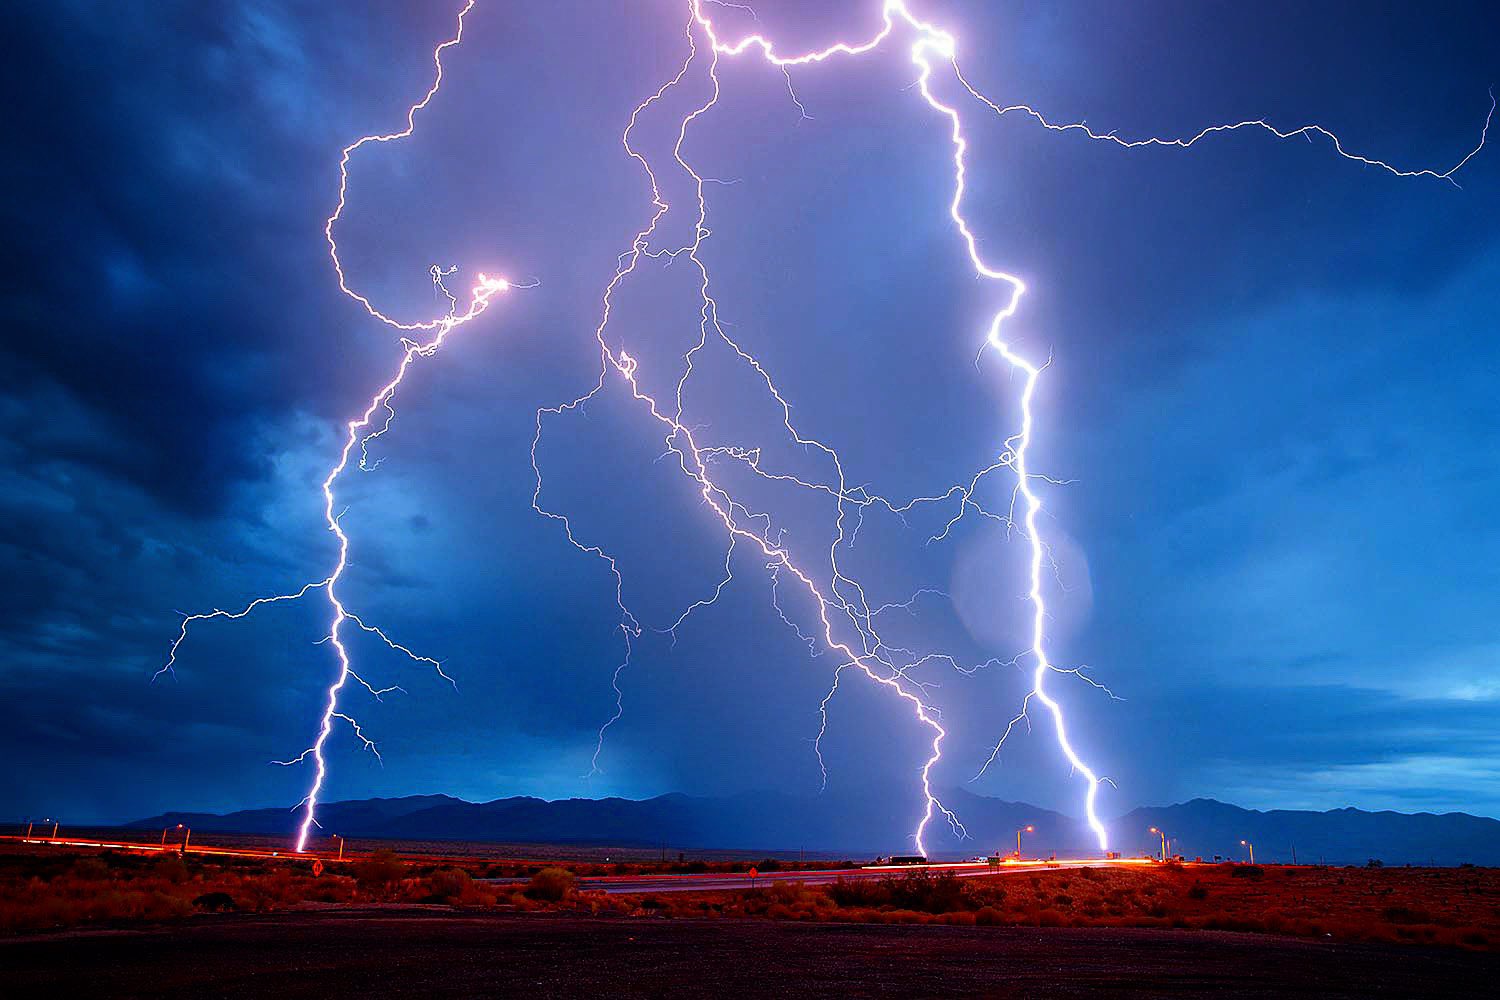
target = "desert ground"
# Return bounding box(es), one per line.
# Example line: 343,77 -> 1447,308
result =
2,841 -> 1496,996
5,909 -> 1497,998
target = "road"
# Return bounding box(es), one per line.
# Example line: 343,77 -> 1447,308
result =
501,858 -> 1159,894
0,834 -> 1159,891
0,833 -> 341,863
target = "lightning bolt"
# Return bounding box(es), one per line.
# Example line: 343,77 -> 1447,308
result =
160,0 -> 1489,857
534,0 -> 1489,855
158,1 -> 527,852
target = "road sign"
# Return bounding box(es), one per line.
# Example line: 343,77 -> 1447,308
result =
312,859 -> 324,877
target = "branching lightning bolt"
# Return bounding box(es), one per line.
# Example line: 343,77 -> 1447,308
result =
159,0 -> 1488,857
159,0 -> 528,852
534,0 -> 1488,855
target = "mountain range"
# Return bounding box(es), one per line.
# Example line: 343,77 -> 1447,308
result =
128,788 -> 1499,865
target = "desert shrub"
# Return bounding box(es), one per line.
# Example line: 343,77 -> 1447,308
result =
1382,905 -> 1433,925
583,894 -> 631,917
192,891 -> 237,912
420,867 -> 475,904
353,850 -> 406,891
525,867 -> 575,902
972,905 -> 1004,926
879,908 -> 929,924
70,857 -> 110,881
1231,865 -> 1265,879
940,911 -> 977,925
769,881 -> 800,903
234,869 -> 302,910
1187,883 -> 1209,900
155,855 -> 190,884
882,871 -> 970,914
965,883 -> 1007,909
831,906 -> 884,924
1366,859 -> 1385,869
302,875 -> 357,904
828,877 -> 891,908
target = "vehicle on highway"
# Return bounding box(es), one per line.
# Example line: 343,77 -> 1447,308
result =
880,855 -> 929,866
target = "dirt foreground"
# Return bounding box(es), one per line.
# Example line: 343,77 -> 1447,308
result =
4,909 -> 1496,999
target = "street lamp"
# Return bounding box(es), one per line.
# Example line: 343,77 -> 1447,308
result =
1240,839 -> 1255,865
333,834 -> 345,862
162,823 -> 184,849
1015,825 -> 1034,860
1149,827 -> 1167,862
49,819 -> 59,842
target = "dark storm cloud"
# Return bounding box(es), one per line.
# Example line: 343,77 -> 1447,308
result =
3,0 -> 1498,826
1,2 -> 470,515
1134,680 -> 1500,770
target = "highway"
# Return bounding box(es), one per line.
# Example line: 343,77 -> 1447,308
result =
0,833 -> 330,862
0,833 -> 470,865
496,858 -> 1159,894
1,835 -> 1160,892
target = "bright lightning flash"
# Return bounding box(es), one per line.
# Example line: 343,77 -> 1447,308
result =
159,1 -> 530,853
534,0 -> 1489,856
161,0 -> 1489,856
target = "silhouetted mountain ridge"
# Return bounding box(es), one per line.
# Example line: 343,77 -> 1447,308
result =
1121,797 -> 1499,866
129,791 -> 1500,865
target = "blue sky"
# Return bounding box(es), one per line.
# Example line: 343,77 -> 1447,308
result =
3,1 -> 1497,833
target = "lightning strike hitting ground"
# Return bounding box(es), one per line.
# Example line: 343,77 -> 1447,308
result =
161,0 -> 1490,855
535,0 -> 1490,854
159,1 -> 527,852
